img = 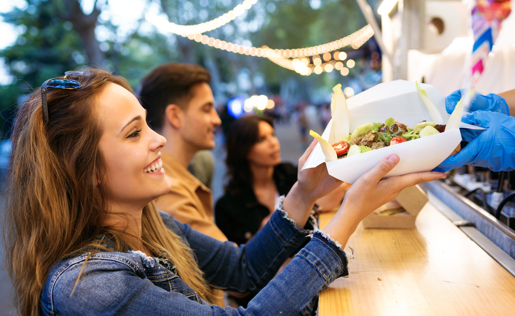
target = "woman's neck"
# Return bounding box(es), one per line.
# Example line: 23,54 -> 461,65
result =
102,204 -> 152,256
250,163 -> 275,187
250,164 -> 277,213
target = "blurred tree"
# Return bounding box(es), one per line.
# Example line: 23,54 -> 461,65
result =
61,0 -> 106,67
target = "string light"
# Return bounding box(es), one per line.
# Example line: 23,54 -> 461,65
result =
180,24 -> 374,59
145,0 -> 258,36
265,29 -> 373,76
145,13 -> 375,76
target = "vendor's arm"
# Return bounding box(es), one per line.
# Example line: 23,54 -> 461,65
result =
498,89 -> 515,116
445,89 -> 513,116
435,111 -> 515,172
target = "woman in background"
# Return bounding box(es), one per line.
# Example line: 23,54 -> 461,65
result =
216,115 -> 296,245
216,115 -> 348,246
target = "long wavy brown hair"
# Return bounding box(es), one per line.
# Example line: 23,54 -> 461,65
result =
4,68 -> 212,315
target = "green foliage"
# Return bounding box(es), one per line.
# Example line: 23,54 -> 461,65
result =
1,1 -> 84,109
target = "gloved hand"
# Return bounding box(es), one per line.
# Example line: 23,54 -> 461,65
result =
434,111 -> 515,172
446,90 -> 510,115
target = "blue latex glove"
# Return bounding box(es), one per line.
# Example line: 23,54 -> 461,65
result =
446,90 -> 510,115
434,111 -> 515,172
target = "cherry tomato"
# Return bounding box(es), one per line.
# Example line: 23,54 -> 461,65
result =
332,141 -> 349,156
390,136 -> 407,145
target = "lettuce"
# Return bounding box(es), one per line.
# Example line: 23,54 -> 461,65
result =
385,117 -> 395,128
402,128 -> 420,141
377,132 -> 392,144
372,122 -> 383,133
360,146 -> 372,153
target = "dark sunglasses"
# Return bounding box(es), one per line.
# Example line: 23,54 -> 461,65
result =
40,71 -> 90,125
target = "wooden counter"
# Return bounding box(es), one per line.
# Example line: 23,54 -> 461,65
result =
318,203 -> 515,316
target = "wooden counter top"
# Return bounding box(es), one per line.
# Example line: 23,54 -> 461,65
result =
318,203 -> 515,316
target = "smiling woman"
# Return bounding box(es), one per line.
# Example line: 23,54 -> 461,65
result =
4,67 -> 445,316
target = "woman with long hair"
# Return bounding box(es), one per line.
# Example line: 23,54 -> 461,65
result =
4,68 -> 444,315
216,115 -> 347,246
216,115 -> 297,245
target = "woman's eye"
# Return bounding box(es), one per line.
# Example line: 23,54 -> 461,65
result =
127,129 -> 142,138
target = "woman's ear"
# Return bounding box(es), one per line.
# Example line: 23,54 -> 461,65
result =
165,104 -> 184,129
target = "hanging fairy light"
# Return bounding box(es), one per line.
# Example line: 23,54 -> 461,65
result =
145,0 -> 258,36
145,10 -> 375,76
181,24 -> 374,59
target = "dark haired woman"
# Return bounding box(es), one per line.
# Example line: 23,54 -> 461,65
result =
215,115 -> 348,246
215,115 -> 297,246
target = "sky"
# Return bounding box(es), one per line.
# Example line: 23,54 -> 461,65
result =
0,0 -> 25,84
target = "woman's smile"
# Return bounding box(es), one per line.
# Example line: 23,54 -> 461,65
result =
144,157 -> 164,174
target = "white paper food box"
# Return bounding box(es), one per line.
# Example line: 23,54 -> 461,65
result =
302,80 -> 463,183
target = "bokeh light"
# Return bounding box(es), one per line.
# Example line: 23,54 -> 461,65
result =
343,87 -> 355,97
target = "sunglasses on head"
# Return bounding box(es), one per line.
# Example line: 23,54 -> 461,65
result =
40,71 -> 90,125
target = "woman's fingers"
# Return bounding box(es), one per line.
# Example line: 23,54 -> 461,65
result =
362,154 -> 400,184
384,171 -> 445,192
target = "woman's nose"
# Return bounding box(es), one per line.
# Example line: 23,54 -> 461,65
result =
150,130 -> 166,151
269,136 -> 279,147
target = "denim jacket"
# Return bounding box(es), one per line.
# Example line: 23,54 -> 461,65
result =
41,203 -> 349,315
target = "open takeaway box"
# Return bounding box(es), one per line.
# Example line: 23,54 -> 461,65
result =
303,80 -> 481,228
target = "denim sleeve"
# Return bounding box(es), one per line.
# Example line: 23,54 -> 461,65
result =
44,231 -> 347,316
162,204 -> 319,292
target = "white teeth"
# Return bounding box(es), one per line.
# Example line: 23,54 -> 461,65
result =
145,160 -> 163,173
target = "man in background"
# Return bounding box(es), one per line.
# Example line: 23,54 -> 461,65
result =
138,63 -> 226,306
138,63 -> 226,241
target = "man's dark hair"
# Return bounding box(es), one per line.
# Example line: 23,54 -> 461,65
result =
138,63 -> 211,131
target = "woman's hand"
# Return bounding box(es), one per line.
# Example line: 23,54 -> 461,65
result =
323,154 -> 445,248
296,139 -> 343,202
283,139 -> 342,227
315,182 -> 351,212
